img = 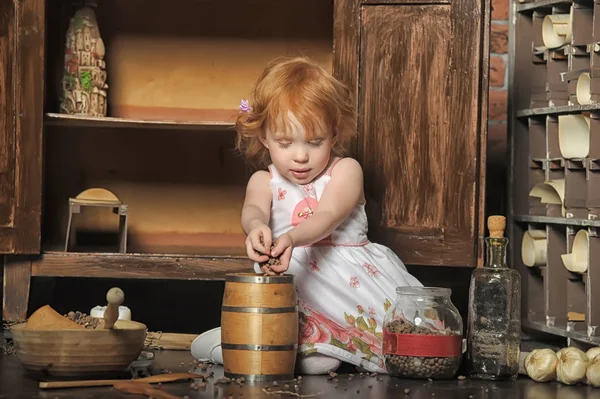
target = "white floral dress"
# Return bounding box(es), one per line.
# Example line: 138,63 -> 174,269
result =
253,158 -> 423,373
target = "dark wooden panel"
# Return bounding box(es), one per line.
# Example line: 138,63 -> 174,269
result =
332,0 -> 360,157
2,256 -> 31,322
0,0 -> 44,254
358,4 -> 485,266
361,0 -> 450,3
0,0 -> 16,231
30,252 -> 252,280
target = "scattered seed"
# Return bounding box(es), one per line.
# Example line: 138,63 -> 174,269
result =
215,377 -> 231,385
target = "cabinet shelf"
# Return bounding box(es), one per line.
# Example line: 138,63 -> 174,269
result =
516,104 -> 600,118
44,113 -> 236,131
514,214 -> 600,227
517,0 -> 574,12
31,251 -> 251,280
523,320 -> 600,345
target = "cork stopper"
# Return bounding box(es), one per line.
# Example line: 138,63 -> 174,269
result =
488,215 -> 506,238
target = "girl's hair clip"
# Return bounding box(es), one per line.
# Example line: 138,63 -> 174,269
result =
239,99 -> 253,113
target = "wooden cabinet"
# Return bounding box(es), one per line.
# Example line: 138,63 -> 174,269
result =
1,0 -> 490,321
0,0 -> 44,255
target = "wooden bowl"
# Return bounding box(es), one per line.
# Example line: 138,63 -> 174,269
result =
11,320 -> 147,377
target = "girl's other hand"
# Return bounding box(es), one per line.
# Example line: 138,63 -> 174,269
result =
269,233 -> 294,273
245,224 -> 272,262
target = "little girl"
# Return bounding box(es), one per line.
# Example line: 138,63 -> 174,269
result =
191,57 -> 423,374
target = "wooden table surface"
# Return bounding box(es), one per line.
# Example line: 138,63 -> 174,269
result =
0,348 -> 596,398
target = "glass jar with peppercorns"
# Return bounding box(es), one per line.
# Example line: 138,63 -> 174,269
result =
382,286 -> 463,379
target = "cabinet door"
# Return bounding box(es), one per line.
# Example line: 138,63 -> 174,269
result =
0,0 -> 44,254
334,0 -> 489,267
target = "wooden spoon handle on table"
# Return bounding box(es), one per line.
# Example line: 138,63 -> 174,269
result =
113,381 -> 182,399
38,372 -> 205,389
103,287 -> 124,329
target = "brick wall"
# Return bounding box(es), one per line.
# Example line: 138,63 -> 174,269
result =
486,0 -> 509,217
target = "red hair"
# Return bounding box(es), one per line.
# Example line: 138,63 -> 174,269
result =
235,57 -> 356,170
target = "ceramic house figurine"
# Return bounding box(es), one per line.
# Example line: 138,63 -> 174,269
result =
60,0 -> 108,117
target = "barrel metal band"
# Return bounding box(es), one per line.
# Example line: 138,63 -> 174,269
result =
222,343 -> 298,351
225,274 -> 294,284
224,372 -> 294,382
222,306 -> 298,314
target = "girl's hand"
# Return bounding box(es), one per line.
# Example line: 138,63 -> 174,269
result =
268,233 -> 294,273
245,223 -> 272,263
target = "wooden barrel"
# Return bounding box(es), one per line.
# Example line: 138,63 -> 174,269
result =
221,273 -> 298,381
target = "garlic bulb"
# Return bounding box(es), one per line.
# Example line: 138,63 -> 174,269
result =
556,347 -> 589,385
586,353 -> 600,387
586,347 -> 600,361
525,348 -> 558,382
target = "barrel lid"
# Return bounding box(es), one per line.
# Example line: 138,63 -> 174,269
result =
225,273 -> 294,284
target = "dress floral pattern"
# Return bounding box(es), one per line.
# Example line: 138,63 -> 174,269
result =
254,158 -> 423,373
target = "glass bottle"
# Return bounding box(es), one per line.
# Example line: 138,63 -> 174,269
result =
466,215 -> 521,381
383,287 -> 463,379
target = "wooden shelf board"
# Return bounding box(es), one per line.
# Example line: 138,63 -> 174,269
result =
517,0 -> 573,12
31,251 -> 252,280
514,215 -> 600,227
44,113 -> 236,131
516,104 -> 600,118
523,320 -> 600,344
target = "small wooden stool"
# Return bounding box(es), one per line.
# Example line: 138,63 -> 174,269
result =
64,188 -> 128,253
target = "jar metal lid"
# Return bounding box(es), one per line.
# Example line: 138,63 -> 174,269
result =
395,286 -> 451,297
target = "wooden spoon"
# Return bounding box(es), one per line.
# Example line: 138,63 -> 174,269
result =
113,381 -> 182,399
39,372 -> 205,389
102,287 -> 124,329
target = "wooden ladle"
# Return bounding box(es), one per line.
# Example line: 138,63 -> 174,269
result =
102,287 -> 124,329
113,381 -> 182,399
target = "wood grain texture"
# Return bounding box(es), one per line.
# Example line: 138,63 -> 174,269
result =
10,320 -> 146,376
332,0 -> 360,157
2,256 -> 31,321
356,4 -> 485,266
30,252 -> 252,280
0,0 -> 44,254
223,282 -> 297,308
477,0 -> 491,268
361,0 -> 450,3
0,0 -> 16,240
221,277 -> 298,378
